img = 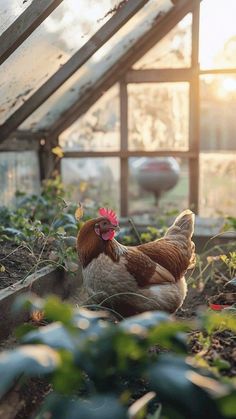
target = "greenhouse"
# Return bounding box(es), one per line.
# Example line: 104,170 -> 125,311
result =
0,1 -> 235,418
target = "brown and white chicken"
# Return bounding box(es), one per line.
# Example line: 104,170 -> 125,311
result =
77,208 -> 195,317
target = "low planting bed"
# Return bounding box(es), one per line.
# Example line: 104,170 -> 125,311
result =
0,181 -> 235,418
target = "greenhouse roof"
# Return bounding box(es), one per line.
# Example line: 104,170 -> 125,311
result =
0,0 -> 196,144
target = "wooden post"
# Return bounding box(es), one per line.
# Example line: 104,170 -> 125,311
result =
39,136 -> 60,181
120,81 -> 129,217
189,0 -> 200,213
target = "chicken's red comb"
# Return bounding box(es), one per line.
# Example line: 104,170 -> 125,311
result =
98,208 -> 119,226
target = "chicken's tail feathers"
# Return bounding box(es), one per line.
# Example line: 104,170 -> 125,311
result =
165,209 -> 196,269
166,209 -> 194,237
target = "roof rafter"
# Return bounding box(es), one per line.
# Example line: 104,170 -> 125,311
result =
48,0 -> 195,138
0,0 -> 149,144
0,0 -> 63,66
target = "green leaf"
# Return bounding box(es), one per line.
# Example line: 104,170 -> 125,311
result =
52,351 -> 82,394
147,354 -> 222,419
218,391 -> 236,418
44,296 -> 73,324
120,311 -> 170,335
148,324 -> 190,352
0,345 -> 60,398
201,311 -> 236,334
37,393 -> 127,419
21,322 -> 77,351
211,357 -> 231,371
15,323 -> 38,339
3,227 -> 25,239
72,308 -> 110,338
61,236 -> 77,247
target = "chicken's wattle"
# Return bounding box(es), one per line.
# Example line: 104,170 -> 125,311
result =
101,230 -> 116,241
95,227 -> 115,241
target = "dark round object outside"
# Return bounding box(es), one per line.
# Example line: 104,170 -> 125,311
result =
135,157 -> 180,196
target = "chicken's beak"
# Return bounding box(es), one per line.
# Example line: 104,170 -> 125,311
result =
112,224 -> 120,232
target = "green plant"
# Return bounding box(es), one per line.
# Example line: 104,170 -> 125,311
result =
223,216 -> 236,232
0,295 -> 235,419
0,176 -> 81,276
220,252 -> 236,280
140,226 -> 165,244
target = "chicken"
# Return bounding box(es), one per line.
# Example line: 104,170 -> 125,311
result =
77,208 -> 195,317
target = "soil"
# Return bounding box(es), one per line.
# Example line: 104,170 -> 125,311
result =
0,241 -> 53,289
0,241 -> 235,418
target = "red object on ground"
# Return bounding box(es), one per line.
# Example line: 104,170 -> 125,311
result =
209,303 -> 232,311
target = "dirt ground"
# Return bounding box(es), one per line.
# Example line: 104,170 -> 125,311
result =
0,241 -> 235,418
0,241 -> 53,289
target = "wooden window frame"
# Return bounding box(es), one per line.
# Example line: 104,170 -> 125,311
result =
62,1 -> 201,216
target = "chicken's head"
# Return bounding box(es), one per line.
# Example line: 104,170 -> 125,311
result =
94,208 -> 119,241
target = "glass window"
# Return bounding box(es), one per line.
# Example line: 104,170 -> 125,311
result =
199,153 -> 236,217
0,0 -> 33,35
59,85 -> 120,151
20,0 -> 174,131
128,83 -> 189,151
0,0 -> 118,125
134,14 -> 192,69
0,151 -> 40,206
200,75 -> 236,150
61,157 -> 120,212
200,0 -> 236,69
129,157 -> 188,216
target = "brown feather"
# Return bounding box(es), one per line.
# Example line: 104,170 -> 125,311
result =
77,219 -> 119,268
76,209 -> 195,316
124,248 -> 157,287
137,238 -> 190,280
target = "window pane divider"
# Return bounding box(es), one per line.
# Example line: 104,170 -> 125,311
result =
62,151 -> 197,158
125,68 -> 193,83
189,0 -> 200,213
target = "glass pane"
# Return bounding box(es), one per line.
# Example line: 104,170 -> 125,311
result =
59,85 -> 120,151
0,0 -> 117,124
129,157 -> 188,216
199,153 -> 236,217
20,0 -> 174,131
0,0 -> 33,35
61,157 -> 120,212
128,83 -> 189,151
200,75 -> 236,150
0,151 -> 40,206
200,0 -> 236,69
134,14 -> 192,69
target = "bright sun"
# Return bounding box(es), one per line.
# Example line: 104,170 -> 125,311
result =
216,77 -> 236,99
222,77 -> 236,92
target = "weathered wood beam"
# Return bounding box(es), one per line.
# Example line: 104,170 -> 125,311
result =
0,0 -> 149,144
12,130 -> 45,140
120,81 -> 129,217
0,130 -> 44,151
200,68 -> 236,75
189,0 -> 200,214
0,0 -> 63,65
0,137 -> 40,152
125,68 -> 193,83
48,0 -> 194,138
62,150 -> 197,158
